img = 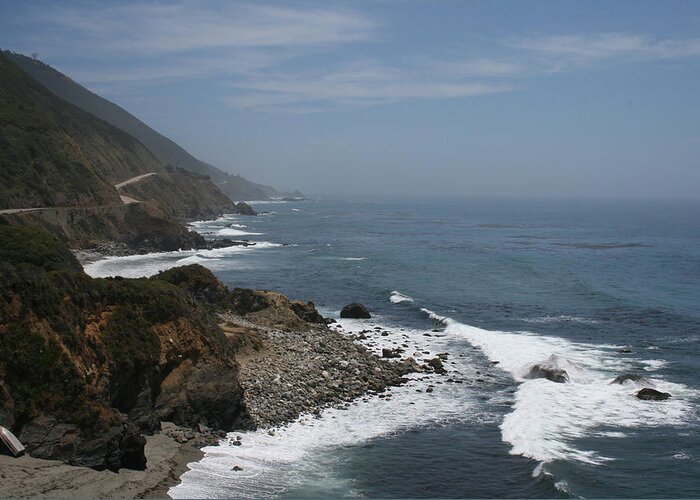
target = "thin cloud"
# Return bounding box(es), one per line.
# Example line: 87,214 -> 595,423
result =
510,33 -> 700,68
8,2 -> 700,113
68,50 -> 291,84
29,2 -> 375,55
427,58 -> 523,78
225,60 -> 513,112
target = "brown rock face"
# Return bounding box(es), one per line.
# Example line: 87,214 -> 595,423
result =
0,226 -> 250,471
18,415 -> 147,472
155,360 -> 252,431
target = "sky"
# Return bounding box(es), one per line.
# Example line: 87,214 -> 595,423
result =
1,0 -> 699,200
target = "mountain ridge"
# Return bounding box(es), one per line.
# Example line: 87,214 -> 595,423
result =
4,51 -> 281,201
0,51 -> 242,250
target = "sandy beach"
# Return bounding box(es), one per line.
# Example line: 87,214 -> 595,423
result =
0,424 -> 203,499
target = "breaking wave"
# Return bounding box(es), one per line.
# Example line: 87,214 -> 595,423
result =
389,291 -> 414,303
417,307 -> 696,465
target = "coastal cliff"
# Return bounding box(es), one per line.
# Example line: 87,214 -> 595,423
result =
0,51 -> 240,251
0,224 -> 418,475
0,224 -> 249,470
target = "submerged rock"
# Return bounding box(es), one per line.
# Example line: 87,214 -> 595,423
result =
636,388 -> 671,401
611,374 -> 649,385
427,357 -> 447,374
525,365 -> 569,383
340,303 -> 371,319
523,354 -> 573,383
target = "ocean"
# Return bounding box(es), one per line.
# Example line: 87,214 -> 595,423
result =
85,198 -> 700,498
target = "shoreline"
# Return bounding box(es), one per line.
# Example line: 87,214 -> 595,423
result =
0,424 -> 204,499
2,210 -> 444,499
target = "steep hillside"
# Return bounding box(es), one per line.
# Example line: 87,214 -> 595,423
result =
6,51 -> 281,201
0,224 -> 250,470
120,167 -> 235,219
1,52 -> 238,242
0,53 -> 132,209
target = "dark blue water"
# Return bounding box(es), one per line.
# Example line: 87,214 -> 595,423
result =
102,198 -> 700,498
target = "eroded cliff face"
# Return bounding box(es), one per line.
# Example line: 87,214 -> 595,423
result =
0,225 -> 249,471
0,225 -> 418,472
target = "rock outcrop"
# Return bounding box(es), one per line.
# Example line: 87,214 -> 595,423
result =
0,226 -> 248,471
636,388 -> 671,401
340,303 -> 372,319
233,202 -> 257,216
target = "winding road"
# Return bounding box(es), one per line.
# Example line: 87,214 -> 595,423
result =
0,172 -> 158,213
114,172 -> 157,190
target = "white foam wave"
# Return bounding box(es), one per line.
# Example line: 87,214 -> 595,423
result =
83,242 -> 281,278
389,291 -> 414,303
174,254 -> 221,266
421,308 -> 697,465
641,359 -> 668,371
171,317 -> 476,499
421,307 -> 448,323
217,227 -> 264,237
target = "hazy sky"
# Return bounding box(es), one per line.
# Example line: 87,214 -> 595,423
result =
1,0 -> 699,200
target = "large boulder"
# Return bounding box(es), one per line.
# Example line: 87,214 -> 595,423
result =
636,388 -> 671,401
340,303 -> 371,319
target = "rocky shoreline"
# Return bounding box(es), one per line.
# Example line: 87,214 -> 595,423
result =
0,212 -> 453,499
1,221 -> 435,498
0,307 -> 432,499
222,313 -> 421,428
73,237 -> 259,263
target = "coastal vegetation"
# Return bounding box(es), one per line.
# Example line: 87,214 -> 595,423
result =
0,224 -> 420,472
0,224 -> 244,470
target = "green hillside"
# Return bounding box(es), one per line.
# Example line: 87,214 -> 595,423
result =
0,53 -> 135,208
6,51 -> 280,201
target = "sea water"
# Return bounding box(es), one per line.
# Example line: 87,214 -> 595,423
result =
85,198 -> 700,498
